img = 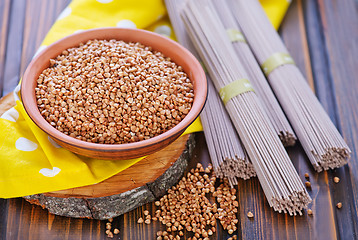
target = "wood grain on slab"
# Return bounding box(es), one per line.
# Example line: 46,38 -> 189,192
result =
23,134 -> 194,220
45,134 -> 192,198
0,93 -> 194,220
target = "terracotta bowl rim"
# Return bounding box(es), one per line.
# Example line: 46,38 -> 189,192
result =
21,27 -> 207,152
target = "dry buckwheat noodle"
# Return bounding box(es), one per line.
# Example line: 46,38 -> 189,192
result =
211,0 -> 296,146
231,0 -> 351,171
165,0 -> 256,185
182,0 -> 311,215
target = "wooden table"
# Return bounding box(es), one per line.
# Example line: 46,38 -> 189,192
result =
1,0 -> 357,239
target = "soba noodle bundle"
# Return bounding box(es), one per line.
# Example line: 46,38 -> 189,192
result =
211,0 -> 296,146
232,0 -> 350,171
182,0 -> 311,215
165,0 -> 256,184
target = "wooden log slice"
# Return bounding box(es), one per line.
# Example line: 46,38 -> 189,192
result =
0,93 -> 195,220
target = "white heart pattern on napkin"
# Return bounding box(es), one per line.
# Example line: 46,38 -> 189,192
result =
0,107 -> 19,122
15,137 -> 38,151
39,167 -> 61,177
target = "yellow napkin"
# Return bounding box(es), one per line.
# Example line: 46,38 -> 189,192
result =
260,0 -> 291,29
0,0 -> 290,198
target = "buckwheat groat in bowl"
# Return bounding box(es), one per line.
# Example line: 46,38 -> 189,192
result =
21,28 -> 207,159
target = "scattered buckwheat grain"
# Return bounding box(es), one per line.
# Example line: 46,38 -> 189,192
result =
307,209 -> 313,215
140,163 -> 239,238
333,177 -> 340,183
247,211 -> 254,218
137,217 -> 144,224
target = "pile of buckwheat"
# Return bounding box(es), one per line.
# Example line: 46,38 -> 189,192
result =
36,39 -> 194,144
138,163 -> 239,240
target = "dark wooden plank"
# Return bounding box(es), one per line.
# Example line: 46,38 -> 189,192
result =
0,199 -> 8,240
2,0 -> 71,97
0,1 -> 18,239
279,1 -> 338,240
303,0 -> 358,239
1,0 -> 81,239
20,0 -> 47,76
1,0 -> 26,96
0,0 -> 11,98
6,198 -> 105,240
0,2 -> 11,237
280,0 -> 315,89
237,148 -> 320,240
20,0 -> 71,76
1,0 -> 357,239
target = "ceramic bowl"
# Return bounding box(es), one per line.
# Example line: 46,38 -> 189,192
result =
21,28 -> 207,160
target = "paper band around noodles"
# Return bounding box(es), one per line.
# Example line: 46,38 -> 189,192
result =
226,29 -> 246,43
261,52 -> 295,75
219,79 -> 255,105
